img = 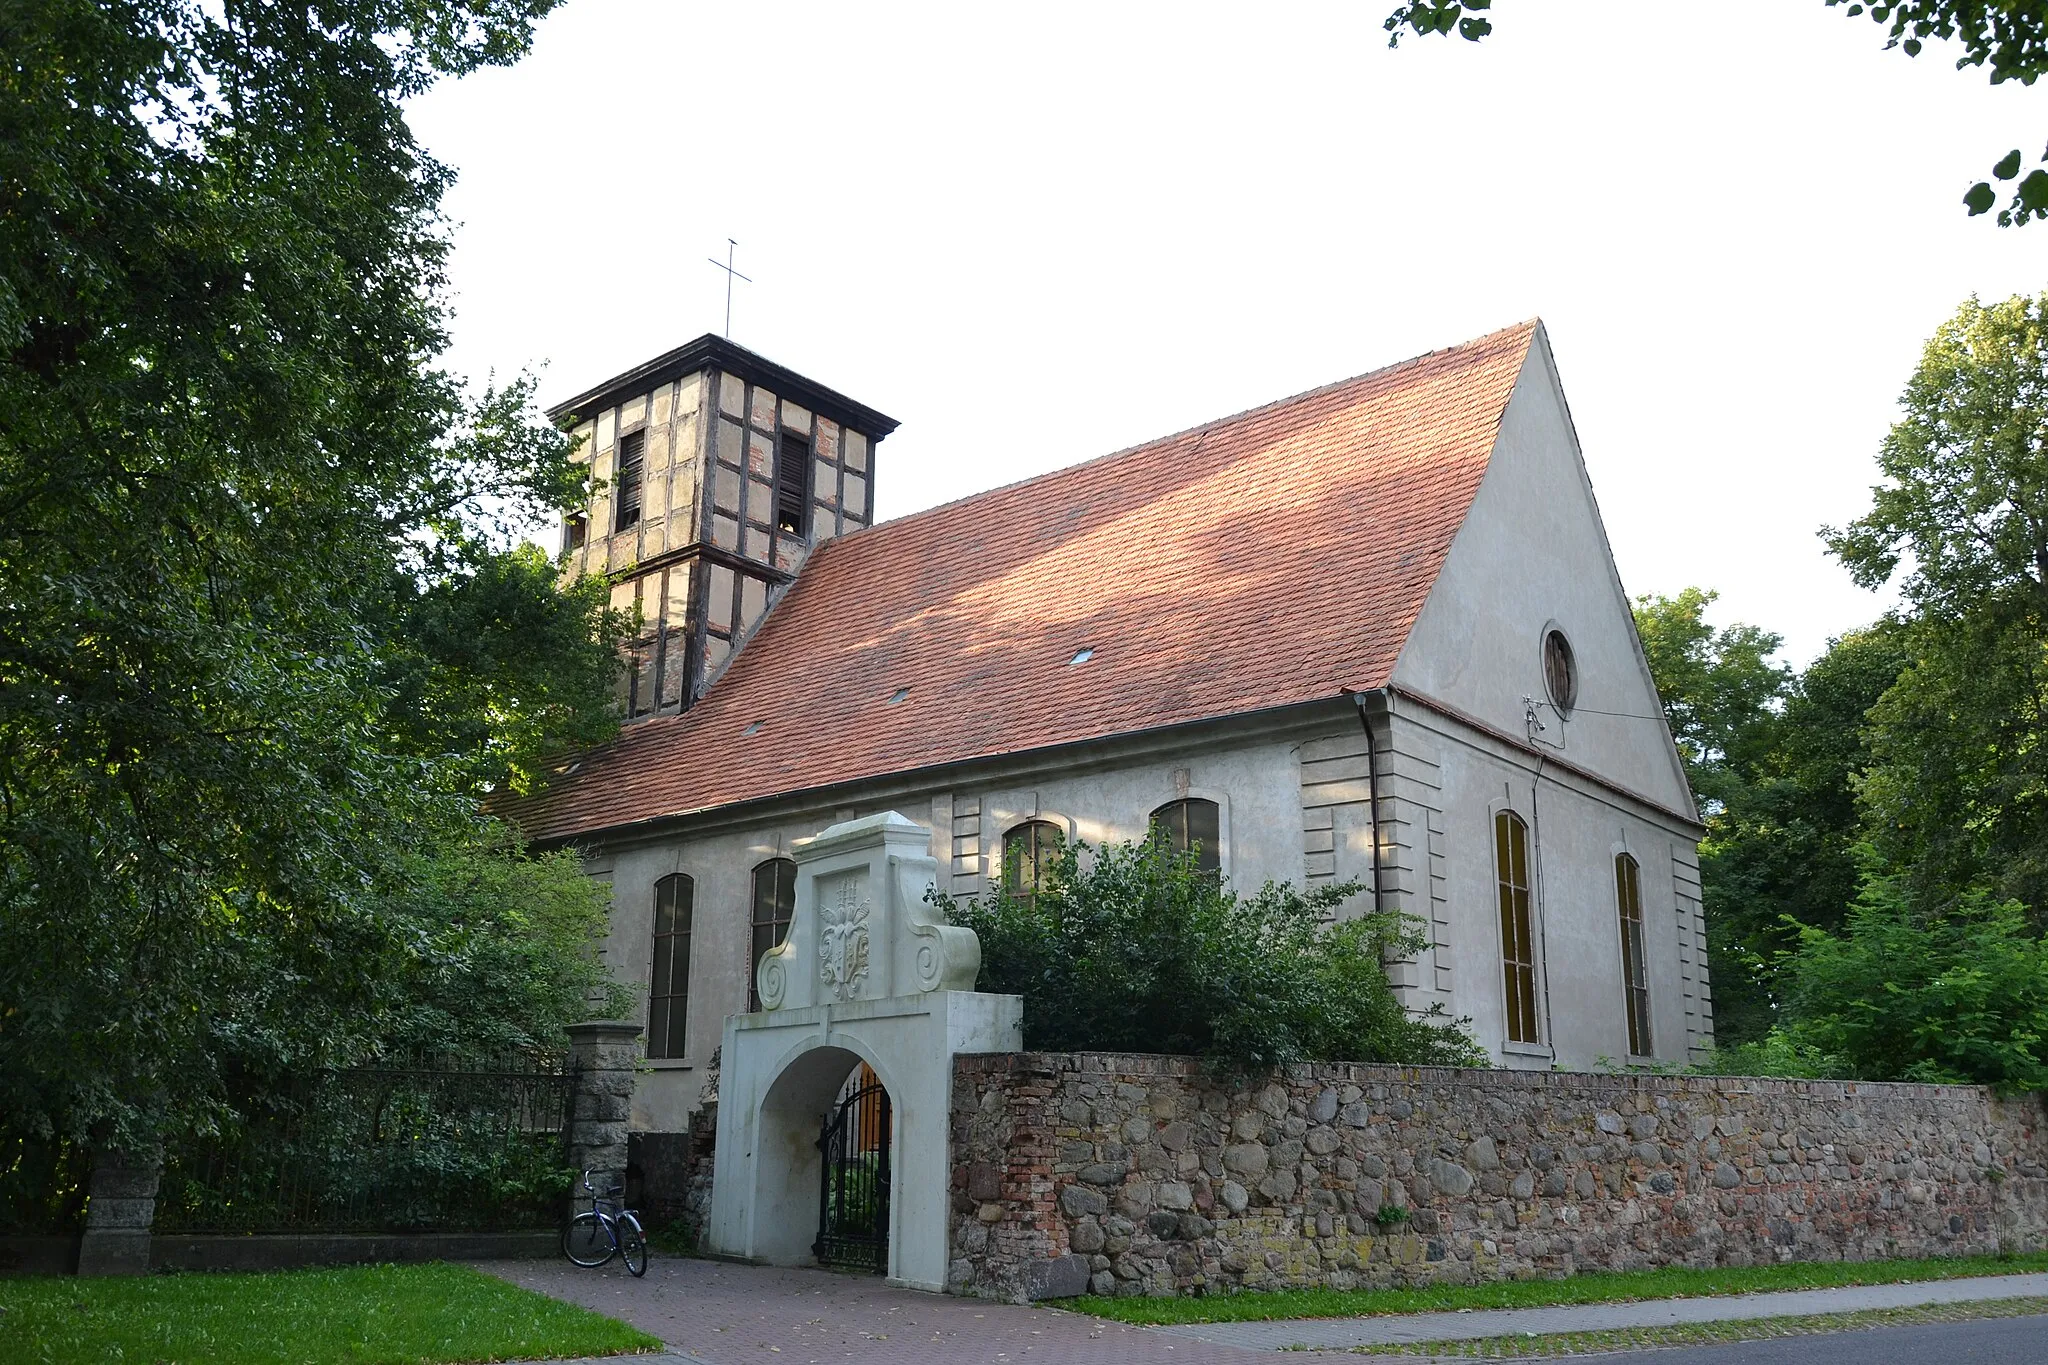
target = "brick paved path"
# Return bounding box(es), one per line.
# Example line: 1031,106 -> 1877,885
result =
480,1256 -> 1345,1364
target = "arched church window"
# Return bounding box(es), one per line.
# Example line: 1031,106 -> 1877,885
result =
1495,810 -> 1539,1044
648,874 -> 693,1060
1615,853 -> 1652,1057
1002,821 -> 1064,904
748,857 -> 797,1012
1149,798 -> 1221,877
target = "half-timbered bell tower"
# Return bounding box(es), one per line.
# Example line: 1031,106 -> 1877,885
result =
551,337 -> 897,719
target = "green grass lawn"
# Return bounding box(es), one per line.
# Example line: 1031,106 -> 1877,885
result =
1068,1250 -> 2048,1325
0,1261 -> 661,1365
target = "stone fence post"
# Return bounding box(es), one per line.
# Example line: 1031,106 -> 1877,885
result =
566,1021 -> 641,1183
76,1144 -> 162,1276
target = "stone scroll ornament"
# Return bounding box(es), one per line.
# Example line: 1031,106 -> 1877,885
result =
754,816 -> 983,1012
897,854 -> 979,992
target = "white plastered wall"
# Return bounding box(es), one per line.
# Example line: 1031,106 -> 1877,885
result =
1407,708 -> 1711,1069
1390,326 -> 1709,1069
595,720 -> 1370,1133
1392,326 -> 1694,817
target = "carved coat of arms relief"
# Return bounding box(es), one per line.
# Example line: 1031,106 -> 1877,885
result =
817,875 -> 872,1000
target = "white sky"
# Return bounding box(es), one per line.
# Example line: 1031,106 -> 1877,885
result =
408,0 -> 2044,668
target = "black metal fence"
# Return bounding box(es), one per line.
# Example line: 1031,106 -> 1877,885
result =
154,1062 -> 576,1234
0,1135 -> 88,1235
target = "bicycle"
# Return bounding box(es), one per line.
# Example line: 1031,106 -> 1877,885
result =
562,1168 -> 648,1276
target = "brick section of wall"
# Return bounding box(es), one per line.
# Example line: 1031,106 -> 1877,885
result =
948,1053 -> 2048,1302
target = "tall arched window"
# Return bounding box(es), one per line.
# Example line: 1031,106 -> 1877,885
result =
1150,798 -> 1221,877
748,857 -> 797,1012
1002,820 -> 1064,903
648,874 -> 694,1060
1615,853 -> 1652,1056
1495,810 -> 1539,1044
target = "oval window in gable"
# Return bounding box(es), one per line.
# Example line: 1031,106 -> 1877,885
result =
1543,628 -> 1578,716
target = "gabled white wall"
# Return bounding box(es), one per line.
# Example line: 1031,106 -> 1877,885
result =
1391,328 -> 1693,818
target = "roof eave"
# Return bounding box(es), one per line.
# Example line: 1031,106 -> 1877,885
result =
520,690 -> 1374,851
545,334 -> 901,438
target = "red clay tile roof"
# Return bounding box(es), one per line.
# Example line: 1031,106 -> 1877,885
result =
508,321 -> 1539,843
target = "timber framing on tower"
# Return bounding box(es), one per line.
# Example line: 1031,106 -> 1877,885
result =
550,335 -> 898,724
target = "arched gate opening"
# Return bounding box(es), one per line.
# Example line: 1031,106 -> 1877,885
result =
705,811 -> 1021,1291
815,1063 -> 891,1272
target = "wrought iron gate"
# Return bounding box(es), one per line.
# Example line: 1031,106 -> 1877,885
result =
814,1077 -> 891,1272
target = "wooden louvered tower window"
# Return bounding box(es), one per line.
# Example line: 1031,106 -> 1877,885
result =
1495,809 -> 1539,1044
613,428 -> 646,533
775,431 -> 811,536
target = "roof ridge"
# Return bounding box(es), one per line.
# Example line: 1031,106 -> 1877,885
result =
814,318 -> 1540,558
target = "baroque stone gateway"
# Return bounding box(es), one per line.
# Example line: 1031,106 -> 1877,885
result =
947,1053 -> 2048,1302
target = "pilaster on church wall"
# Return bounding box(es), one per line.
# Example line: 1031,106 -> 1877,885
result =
1297,717 -> 1453,1020
1375,717 -> 1453,1013
1671,843 -> 1712,1061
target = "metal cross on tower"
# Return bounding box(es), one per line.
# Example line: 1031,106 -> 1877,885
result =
707,239 -> 751,339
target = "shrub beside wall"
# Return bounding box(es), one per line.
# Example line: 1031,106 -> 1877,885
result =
947,1053 -> 2048,1302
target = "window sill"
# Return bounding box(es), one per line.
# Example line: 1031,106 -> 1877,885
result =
643,1059 -> 695,1072
1626,1054 -> 1663,1069
1500,1039 -> 1554,1059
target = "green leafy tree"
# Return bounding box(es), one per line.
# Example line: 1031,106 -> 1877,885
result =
1631,589 -> 1794,1042
1697,626 -> 1911,1043
1764,867 -> 2048,1090
1827,291 -> 2048,912
1706,292 -> 2048,1082
933,834 -> 1484,1069
216,834 -> 630,1081
1631,587 -> 1791,820
378,543 -> 623,797
1383,1 -> 2048,225
0,0 -> 624,1150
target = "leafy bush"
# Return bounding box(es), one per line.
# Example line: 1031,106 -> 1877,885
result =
1704,864 -> 2048,1090
154,1066 -> 578,1234
1770,869 -> 2048,1091
1695,1032 -> 1851,1081
931,834 -> 1482,1069
360,832 -> 634,1066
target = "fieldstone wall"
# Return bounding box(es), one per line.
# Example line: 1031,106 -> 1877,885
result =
947,1053 -> 2048,1302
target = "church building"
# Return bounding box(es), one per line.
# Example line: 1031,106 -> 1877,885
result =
505,320 -> 1712,1139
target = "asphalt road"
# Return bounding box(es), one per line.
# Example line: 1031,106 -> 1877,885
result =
1592,1312 -> 2048,1363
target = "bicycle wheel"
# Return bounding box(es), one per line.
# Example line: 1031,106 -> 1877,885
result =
618,1212 -> 648,1277
563,1211 -> 615,1267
